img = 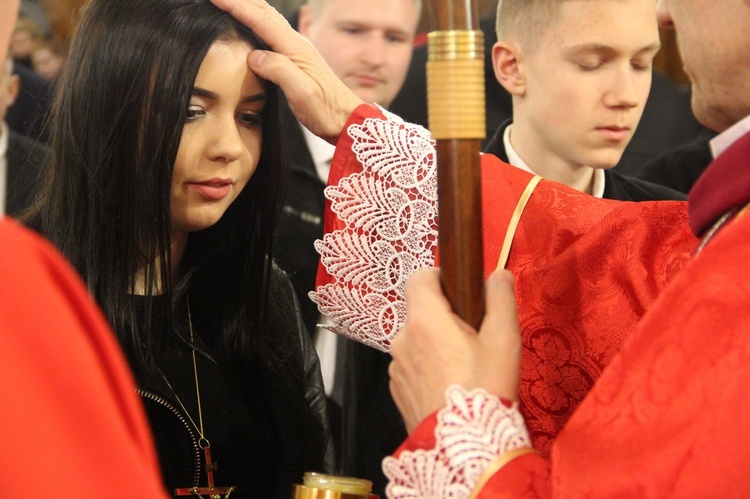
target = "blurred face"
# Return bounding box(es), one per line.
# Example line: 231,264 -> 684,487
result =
11,29 -> 37,60
657,0 -> 748,132
32,47 -> 64,83
510,0 -> 660,170
299,0 -> 419,107
170,39 -> 266,237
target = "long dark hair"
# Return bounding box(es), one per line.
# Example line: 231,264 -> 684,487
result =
25,0 -> 329,484
26,0 -> 288,369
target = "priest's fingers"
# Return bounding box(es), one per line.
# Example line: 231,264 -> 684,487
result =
389,269 -> 475,432
476,269 -> 522,402
211,0 -> 363,143
247,49 -> 361,143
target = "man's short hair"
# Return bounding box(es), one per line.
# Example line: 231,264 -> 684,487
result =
495,0 -> 561,50
305,0 -> 422,19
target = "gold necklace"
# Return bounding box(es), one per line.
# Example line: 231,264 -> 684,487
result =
160,297 -> 235,499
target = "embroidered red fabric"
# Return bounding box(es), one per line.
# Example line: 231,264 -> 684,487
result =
317,105 -> 697,457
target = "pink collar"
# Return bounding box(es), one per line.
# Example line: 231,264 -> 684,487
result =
689,130 -> 750,236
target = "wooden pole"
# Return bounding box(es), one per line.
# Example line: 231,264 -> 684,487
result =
428,0 -> 486,329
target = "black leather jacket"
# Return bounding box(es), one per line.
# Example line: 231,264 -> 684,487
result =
137,266 -> 333,498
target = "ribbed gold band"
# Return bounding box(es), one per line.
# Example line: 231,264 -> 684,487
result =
427,30 -> 486,139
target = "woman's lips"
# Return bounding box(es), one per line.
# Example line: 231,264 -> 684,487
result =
189,180 -> 232,200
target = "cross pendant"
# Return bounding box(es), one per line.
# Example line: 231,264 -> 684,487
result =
175,441 -> 235,498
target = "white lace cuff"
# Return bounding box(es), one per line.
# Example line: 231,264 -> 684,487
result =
310,106 -> 438,352
383,385 -> 532,499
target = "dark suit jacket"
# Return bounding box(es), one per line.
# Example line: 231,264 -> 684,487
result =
637,135 -> 714,194
6,63 -> 51,143
5,130 -> 48,217
273,98 -> 326,336
483,120 -> 687,202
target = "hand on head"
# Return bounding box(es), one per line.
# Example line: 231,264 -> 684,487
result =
388,268 -> 523,432
210,0 -> 364,144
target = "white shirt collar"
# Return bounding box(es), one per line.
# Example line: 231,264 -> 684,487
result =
301,123 -> 336,183
503,123 -> 605,198
710,114 -> 750,159
0,121 -> 9,217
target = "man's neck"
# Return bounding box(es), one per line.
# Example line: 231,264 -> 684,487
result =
505,122 -> 597,195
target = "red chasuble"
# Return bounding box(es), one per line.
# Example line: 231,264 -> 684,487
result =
393,123 -> 750,495
315,104 -> 697,455
0,218 -> 167,497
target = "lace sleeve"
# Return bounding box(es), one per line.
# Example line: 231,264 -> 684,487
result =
383,385 -> 533,499
310,107 -> 439,352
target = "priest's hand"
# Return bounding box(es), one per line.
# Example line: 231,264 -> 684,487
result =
389,269 -> 523,433
210,0 -> 363,144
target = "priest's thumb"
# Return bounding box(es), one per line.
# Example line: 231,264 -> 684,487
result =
477,269 -> 522,398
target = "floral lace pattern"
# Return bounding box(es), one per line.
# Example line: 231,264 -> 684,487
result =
383,385 -> 531,499
310,108 -> 438,352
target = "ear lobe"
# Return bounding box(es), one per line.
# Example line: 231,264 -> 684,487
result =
492,41 -> 525,96
6,74 -> 20,107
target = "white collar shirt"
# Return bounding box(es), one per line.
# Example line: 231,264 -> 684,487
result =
710,114 -> 750,159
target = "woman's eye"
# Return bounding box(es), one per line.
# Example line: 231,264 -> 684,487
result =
238,113 -> 263,127
186,105 -> 204,121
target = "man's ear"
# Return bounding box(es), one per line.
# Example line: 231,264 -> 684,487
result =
6,74 -> 19,108
492,40 -> 525,96
298,4 -> 313,37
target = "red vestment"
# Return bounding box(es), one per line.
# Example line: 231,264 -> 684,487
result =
0,218 -> 167,496
390,116 -> 750,494
315,105 -> 697,454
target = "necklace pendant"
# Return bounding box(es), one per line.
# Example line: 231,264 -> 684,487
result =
174,485 -> 235,498
174,442 -> 235,498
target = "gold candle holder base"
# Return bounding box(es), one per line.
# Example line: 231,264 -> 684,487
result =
291,473 -> 380,499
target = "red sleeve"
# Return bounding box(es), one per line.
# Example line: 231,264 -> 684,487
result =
0,218 -> 167,497
316,103 -> 386,288
392,400 -> 552,498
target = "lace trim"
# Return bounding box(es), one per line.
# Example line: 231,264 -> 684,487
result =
383,385 -> 532,499
310,107 -> 438,352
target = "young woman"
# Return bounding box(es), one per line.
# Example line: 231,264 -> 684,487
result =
25,0 -> 332,496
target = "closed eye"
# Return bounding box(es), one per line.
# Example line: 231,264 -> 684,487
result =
578,62 -> 604,71
631,58 -> 654,72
